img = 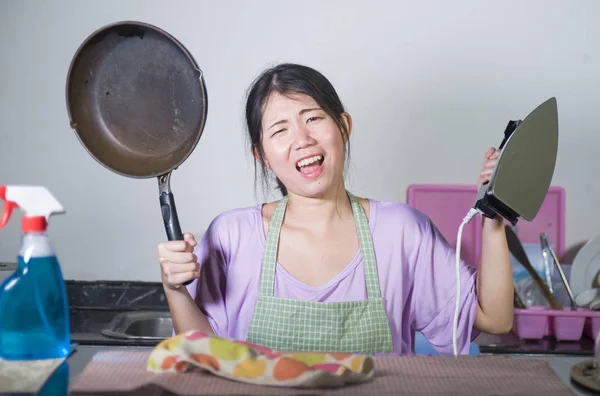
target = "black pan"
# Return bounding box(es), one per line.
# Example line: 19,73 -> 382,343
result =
66,21 -> 207,282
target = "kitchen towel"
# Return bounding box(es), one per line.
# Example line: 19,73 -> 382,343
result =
147,330 -> 374,388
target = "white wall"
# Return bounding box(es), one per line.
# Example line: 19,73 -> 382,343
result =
0,0 -> 599,281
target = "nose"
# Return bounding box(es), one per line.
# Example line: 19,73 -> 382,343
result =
292,123 -> 316,151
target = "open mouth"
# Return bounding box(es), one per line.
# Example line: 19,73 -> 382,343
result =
296,154 -> 324,175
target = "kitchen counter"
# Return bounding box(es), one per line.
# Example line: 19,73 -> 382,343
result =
58,345 -> 598,395
49,280 -> 598,394
475,332 -> 595,356
67,345 -> 154,386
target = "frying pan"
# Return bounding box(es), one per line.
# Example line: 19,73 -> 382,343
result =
66,21 -> 207,284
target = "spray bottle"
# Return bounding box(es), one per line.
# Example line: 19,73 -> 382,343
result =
0,185 -> 71,360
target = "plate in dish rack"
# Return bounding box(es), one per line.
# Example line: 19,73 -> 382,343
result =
569,235 -> 600,298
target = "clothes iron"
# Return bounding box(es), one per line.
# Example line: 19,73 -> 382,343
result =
452,97 -> 559,358
474,97 -> 559,226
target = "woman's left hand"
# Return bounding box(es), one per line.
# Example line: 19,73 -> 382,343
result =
477,147 -> 501,189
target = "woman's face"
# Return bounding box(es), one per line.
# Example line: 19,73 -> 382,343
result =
259,92 -> 351,199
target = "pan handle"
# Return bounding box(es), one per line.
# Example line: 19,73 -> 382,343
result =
160,191 -> 184,241
158,173 -> 193,286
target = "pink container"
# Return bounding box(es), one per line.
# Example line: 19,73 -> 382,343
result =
406,184 -> 566,268
513,307 -> 590,341
551,308 -> 587,340
513,306 -> 549,339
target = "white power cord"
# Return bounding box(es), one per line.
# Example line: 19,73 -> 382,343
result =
452,207 -> 481,357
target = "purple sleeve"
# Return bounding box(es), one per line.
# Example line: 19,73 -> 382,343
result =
411,217 -> 479,355
184,218 -> 230,337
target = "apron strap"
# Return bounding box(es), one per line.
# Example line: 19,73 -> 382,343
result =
347,191 -> 383,299
260,196 -> 288,297
260,191 -> 382,299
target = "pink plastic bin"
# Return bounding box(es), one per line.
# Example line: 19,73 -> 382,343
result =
513,307 -> 593,341
406,184 -> 566,268
512,307 -> 549,339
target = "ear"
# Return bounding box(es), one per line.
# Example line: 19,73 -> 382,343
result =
252,145 -> 270,169
341,112 -> 353,142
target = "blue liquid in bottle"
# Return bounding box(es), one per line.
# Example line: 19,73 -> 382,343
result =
0,233 -> 70,360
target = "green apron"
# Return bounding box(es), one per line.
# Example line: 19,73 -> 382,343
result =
246,191 -> 394,354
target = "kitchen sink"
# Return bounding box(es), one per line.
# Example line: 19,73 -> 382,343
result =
101,311 -> 173,340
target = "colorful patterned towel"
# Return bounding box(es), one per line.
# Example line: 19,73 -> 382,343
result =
147,330 -> 375,388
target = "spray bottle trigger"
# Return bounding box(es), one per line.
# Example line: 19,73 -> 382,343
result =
0,186 -> 18,229
0,202 -> 17,228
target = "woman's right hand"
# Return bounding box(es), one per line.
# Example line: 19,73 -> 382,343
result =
158,232 -> 200,289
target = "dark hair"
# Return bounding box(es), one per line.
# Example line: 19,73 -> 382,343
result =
245,63 -> 350,197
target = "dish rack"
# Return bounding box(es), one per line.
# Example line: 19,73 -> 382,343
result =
513,307 -> 600,341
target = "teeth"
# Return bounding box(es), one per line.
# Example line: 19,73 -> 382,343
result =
297,155 -> 323,168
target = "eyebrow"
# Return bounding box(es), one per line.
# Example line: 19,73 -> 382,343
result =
267,107 -> 322,130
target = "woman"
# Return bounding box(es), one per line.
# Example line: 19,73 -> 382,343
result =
157,63 -> 513,356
